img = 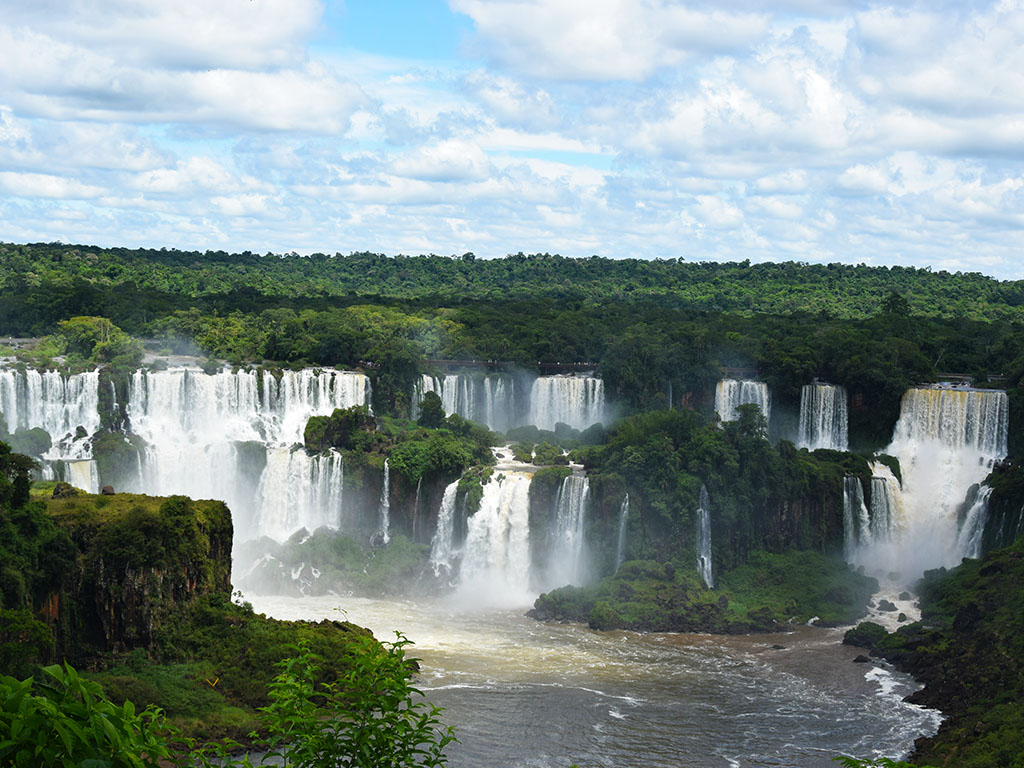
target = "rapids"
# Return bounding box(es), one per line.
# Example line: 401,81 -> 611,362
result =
248,593 -> 940,768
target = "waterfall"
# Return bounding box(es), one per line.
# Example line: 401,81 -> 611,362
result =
798,384 -> 848,451
528,375 -> 605,432
430,480 -> 461,577
615,494 -> 629,571
956,485 -> 993,560
413,477 -> 423,540
457,471 -> 533,605
0,368 -> 100,463
842,477 -> 872,558
126,367 -> 370,542
546,474 -> 590,588
714,379 -> 770,424
413,374 -> 515,432
696,484 -> 713,588
868,465 -> 904,543
853,387 -> 1008,579
254,448 -> 344,542
67,459 -> 100,494
378,458 -> 391,544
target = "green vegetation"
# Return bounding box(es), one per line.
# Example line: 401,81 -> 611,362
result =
3,243 -> 1024,452
304,406 -> 495,487
0,440 -> 396,747
2,243 -> 1022,322
1,636 -> 455,767
0,663 -> 175,768
531,551 -> 876,633
844,536 -> 1024,767
255,638 -> 454,768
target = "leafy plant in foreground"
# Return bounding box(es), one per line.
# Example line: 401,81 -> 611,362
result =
0,663 -> 174,768
258,635 -> 455,768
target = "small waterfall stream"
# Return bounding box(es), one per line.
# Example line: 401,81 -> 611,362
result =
956,485 -> 993,560
430,480 -> 461,578
696,484 -> 713,588
615,494 -> 629,571
378,458 -> 391,544
547,474 -> 590,588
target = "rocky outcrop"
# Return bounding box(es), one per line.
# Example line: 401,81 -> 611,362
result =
45,493 -> 232,656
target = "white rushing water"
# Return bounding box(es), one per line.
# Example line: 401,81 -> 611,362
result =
842,476 -> 871,559
430,480 -> 462,578
696,484 -> 714,588
546,474 -> 590,590
849,387 -> 1008,581
248,593 -> 941,768
615,493 -> 629,571
955,485 -> 993,561
798,383 -> 848,451
0,368 -> 101,490
457,470 -> 534,606
413,374 -> 516,433
378,458 -> 391,544
126,367 -> 371,541
528,375 -> 605,432
715,379 -> 770,424
254,447 -> 345,542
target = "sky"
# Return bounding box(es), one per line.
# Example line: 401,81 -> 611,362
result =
0,1 -> 1022,277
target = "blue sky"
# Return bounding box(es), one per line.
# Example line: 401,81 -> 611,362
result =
0,0 -> 1022,277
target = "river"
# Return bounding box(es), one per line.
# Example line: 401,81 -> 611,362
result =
247,593 -> 941,768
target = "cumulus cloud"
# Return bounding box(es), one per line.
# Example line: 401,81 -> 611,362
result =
0,0 -> 1021,277
451,0 -> 767,80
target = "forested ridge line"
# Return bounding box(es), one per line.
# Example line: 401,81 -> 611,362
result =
3,241 -> 1023,322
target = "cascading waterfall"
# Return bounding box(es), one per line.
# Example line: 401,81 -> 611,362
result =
254,448 -> 345,543
378,458 -> 391,544
615,494 -> 629,571
126,367 -> 370,542
413,374 -> 515,432
714,379 -> 770,424
458,471 -> 533,605
528,375 -> 604,432
798,383 -> 848,451
696,484 -> 713,588
429,480 -> 461,577
0,368 -> 101,489
956,485 -> 993,560
854,387 -> 1008,579
868,465 -> 904,543
842,477 -> 871,558
547,474 -> 590,589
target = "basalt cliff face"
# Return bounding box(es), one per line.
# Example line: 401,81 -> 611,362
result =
43,492 -> 232,657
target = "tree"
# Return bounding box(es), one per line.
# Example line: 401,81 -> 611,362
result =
417,391 -> 445,429
881,291 -> 910,316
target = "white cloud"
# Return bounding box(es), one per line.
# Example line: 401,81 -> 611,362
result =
694,195 -> 744,228
0,0 -> 1021,278
451,0 -> 767,80
392,139 -> 492,182
0,172 -> 104,199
